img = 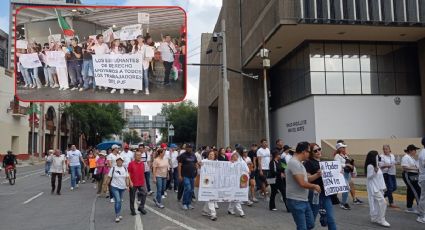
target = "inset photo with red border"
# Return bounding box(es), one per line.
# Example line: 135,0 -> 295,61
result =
14,5 -> 187,102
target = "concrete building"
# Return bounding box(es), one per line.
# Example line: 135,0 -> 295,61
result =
0,29 -> 8,68
197,0 -> 425,154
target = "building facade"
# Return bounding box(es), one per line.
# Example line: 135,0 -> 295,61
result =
197,0 -> 425,149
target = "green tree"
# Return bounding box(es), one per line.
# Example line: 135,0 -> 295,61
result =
64,103 -> 126,147
159,100 -> 197,144
122,130 -> 142,145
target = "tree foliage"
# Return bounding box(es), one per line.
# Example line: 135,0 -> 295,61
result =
64,103 -> 126,147
159,100 -> 197,144
123,130 -> 142,145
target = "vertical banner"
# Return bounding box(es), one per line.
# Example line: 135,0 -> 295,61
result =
319,161 -> 350,196
92,54 -> 144,90
19,53 -> 42,68
198,161 -> 249,202
119,24 -> 143,41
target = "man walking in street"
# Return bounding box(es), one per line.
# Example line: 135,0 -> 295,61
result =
158,34 -> 177,86
120,144 -> 134,169
48,149 -> 66,195
257,139 -> 271,197
128,151 -> 148,216
178,144 -> 198,210
66,145 -> 86,191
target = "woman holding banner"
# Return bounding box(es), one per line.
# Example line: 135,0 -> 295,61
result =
133,35 -> 154,95
29,46 -> 43,89
16,48 -> 33,88
41,43 -> 59,88
227,149 -> 247,218
201,150 -> 218,221
304,143 -> 337,230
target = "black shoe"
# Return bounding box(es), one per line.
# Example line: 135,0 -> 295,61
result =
131,211 -> 137,216
138,207 -> 147,215
51,190 -> 54,195
57,192 -> 61,195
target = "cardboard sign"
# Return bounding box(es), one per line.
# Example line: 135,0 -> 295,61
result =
16,40 -> 28,49
103,28 -> 114,43
19,53 -> 42,68
45,51 -> 66,68
119,24 -> 142,41
320,161 -> 350,196
48,34 -> 62,43
138,12 -> 150,24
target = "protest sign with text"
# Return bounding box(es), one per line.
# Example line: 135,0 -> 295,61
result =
319,161 -> 350,196
198,161 -> 249,202
19,53 -> 42,68
45,51 -> 66,68
16,40 -> 28,49
48,34 -> 62,43
103,28 -> 114,43
119,24 -> 143,41
93,54 -> 144,90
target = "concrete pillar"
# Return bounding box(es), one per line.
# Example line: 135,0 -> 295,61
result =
418,39 -> 425,133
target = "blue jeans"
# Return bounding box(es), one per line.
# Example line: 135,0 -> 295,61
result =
182,177 -> 195,206
20,63 -> 32,85
341,172 -> 351,204
68,61 -> 83,87
155,177 -> 167,204
45,162 -> 51,175
173,168 -> 179,190
82,59 -> 95,89
308,192 -> 337,230
287,198 -> 315,230
110,186 -> 125,216
70,165 -> 81,188
383,173 -> 397,204
30,67 -> 42,87
142,68 -> 149,90
144,171 -> 151,192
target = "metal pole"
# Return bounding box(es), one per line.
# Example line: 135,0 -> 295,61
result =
263,67 -> 270,145
39,103 -> 44,160
31,104 -> 34,158
222,19 -> 230,148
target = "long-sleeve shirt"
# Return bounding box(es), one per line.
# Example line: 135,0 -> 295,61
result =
366,165 -> 386,193
48,155 -> 66,173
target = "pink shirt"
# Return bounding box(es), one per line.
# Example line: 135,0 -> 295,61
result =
96,157 -> 109,175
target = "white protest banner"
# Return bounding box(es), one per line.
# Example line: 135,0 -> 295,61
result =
138,12 -> 150,24
120,24 -> 142,41
103,27 -> 114,43
48,34 -> 62,43
93,54 -> 144,90
19,53 -> 42,68
45,51 -> 66,68
113,30 -> 121,40
320,161 -> 350,196
16,40 -> 28,49
198,161 -> 249,202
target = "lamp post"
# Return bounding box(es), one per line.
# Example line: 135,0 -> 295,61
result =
259,46 -> 271,145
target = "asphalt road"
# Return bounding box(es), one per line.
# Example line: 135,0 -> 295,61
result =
0,164 -> 423,230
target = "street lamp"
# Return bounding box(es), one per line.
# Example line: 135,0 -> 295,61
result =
259,47 -> 271,145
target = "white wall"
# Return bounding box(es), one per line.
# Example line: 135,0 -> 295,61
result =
270,97 -> 316,147
314,95 -> 423,144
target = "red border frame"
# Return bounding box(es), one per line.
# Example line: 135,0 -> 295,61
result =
14,5 -> 187,103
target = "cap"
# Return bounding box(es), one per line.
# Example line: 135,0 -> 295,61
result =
170,143 -> 177,148
404,144 -> 420,153
116,156 -> 124,161
99,150 -> 107,156
111,144 -> 119,150
335,143 -> 347,150
161,143 -> 167,149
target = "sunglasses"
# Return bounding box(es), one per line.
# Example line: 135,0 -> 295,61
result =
313,148 -> 321,153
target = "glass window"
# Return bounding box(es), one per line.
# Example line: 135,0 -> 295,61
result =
361,72 -> 379,94
344,72 -> 362,94
326,72 -> 344,94
360,44 -> 377,72
376,44 -> 394,72
342,43 -> 360,71
311,72 -> 326,94
392,44 -> 408,73
378,73 -> 396,94
310,43 -> 325,71
324,42 -> 343,71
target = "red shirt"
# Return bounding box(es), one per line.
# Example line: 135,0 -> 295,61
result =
128,160 -> 145,187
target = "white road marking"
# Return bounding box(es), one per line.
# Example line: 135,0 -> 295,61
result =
23,192 -> 44,204
135,211 -> 143,230
89,196 -> 97,230
145,205 -> 198,230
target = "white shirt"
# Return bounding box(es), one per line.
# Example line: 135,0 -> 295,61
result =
170,150 -> 179,168
401,154 -> 418,170
48,155 -> 66,173
108,166 -> 128,189
141,151 -> 151,172
67,150 -> 82,167
285,154 -> 293,165
107,153 -> 121,167
93,43 -> 110,55
334,153 -> 348,168
366,165 -> 386,193
257,147 -> 271,170
418,149 -> 425,181
135,44 -> 154,69
158,42 -> 176,62
378,153 -> 396,175
164,150 -> 171,161
120,150 -> 134,168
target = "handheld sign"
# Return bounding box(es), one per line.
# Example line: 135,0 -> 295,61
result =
19,53 -> 42,68
319,161 -> 350,196
120,24 -> 142,41
17,40 -> 28,49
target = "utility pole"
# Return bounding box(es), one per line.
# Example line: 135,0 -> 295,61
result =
260,43 -> 271,145
221,19 -> 230,148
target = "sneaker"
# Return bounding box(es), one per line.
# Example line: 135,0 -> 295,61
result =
82,180 -> 86,184
202,211 -> 210,216
120,89 -> 124,94
214,203 -> 219,209
210,216 -> 217,221
70,187 -> 74,191
228,211 -> 235,215
118,215 -> 123,220
353,198 -> 363,205
79,88 -> 84,92
63,87 -> 69,90
110,198 -> 115,203
405,208 -> 420,214
252,197 -> 259,203
188,205 -> 194,210
153,198 -> 159,207
133,90 -> 139,94
182,205 -> 188,210
76,184 -> 79,188
37,86 -> 42,89
111,89 -> 116,94
138,207 -> 147,215
71,87 -> 78,91
147,191 -> 154,195
164,191 -> 168,197
271,208 -> 277,211
174,190 -> 178,193
53,84 -> 59,88
162,195 -> 166,199
377,220 -> 390,227
340,203 -> 351,210
417,216 -> 425,224
115,217 -> 120,223
246,200 -> 253,206
240,214 -> 245,218
145,89 -> 149,95
44,84 -> 49,87
131,211 -> 137,216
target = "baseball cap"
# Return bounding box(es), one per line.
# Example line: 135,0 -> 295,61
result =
404,144 -> 420,153
161,143 -> 167,149
116,156 -> 124,162
99,150 -> 107,156
335,143 -> 347,150
111,144 -> 120,150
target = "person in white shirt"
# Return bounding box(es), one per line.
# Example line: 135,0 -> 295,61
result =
139,144 -> 153,195
401,144 -> 421,214
365,150 -> 390,227
227,150 -> 249,218
133,35 -> 154,95
417,138 -> 425,224
107,144 -> 121,202
201,150 -> 219,221
48,149 -> 66,195
378,145 -> 398,208
256,139 -> 271,197
106,156 -> 130,223
66,145 -> 86,190
158,34 -> 177,85
169,146 -> 180,192
120,144 -> 134,169
91,34 -> 110,90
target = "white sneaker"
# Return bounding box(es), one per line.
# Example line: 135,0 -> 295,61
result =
59,87 -> 63,90
98,86 -> 102,90
162,195 -> 166,199
70,187 -> 74,191
110,198 -> 115,203
111,89 -> 116,94
53,84 -> 59,88
133,90 -> 138,94
76,184 -> 79,188
82,180 -> 86,184
29,84 -> 33,88
32,85 -> 37,88
145,89 -> 149,95
63,87 -> 69,90
71,87 -> 78,91
115,217 -> 120,223
37,86 -> 42,89
377,220 -> 390,227
417,216 -> 425,224
164,191 -> 168,196
24,84 -> 28,88
79,88 -> 84,92
44,84 -> 49,87
120,89 -> 124,94
118,215 -> 123,220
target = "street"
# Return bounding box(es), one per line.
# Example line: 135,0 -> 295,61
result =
0,164 -> 423,230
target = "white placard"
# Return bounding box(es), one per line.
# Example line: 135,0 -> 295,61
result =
319,161 -> 350,196
138,12 -> 150,24
16,40 -> 28,49
113,30 -> 121,40
48,34 -> 62,43
93,54 -> 144,90
198,161 -> 249,202
120,24 -> 142,41
103,28 -> 114,43
45,51 -> 66,68
19,53 -> 42,68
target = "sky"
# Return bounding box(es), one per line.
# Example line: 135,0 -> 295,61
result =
0,0 -> 222,117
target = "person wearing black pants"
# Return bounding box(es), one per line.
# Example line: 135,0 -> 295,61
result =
158,35 -> 176,85
401,145 -> 421,213
51,173 -> 63,195
163,61 -> 173,85
268,150 -> 288,211
49,149 -> 66,195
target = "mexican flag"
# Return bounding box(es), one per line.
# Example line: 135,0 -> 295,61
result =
55,9 -> 75,37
